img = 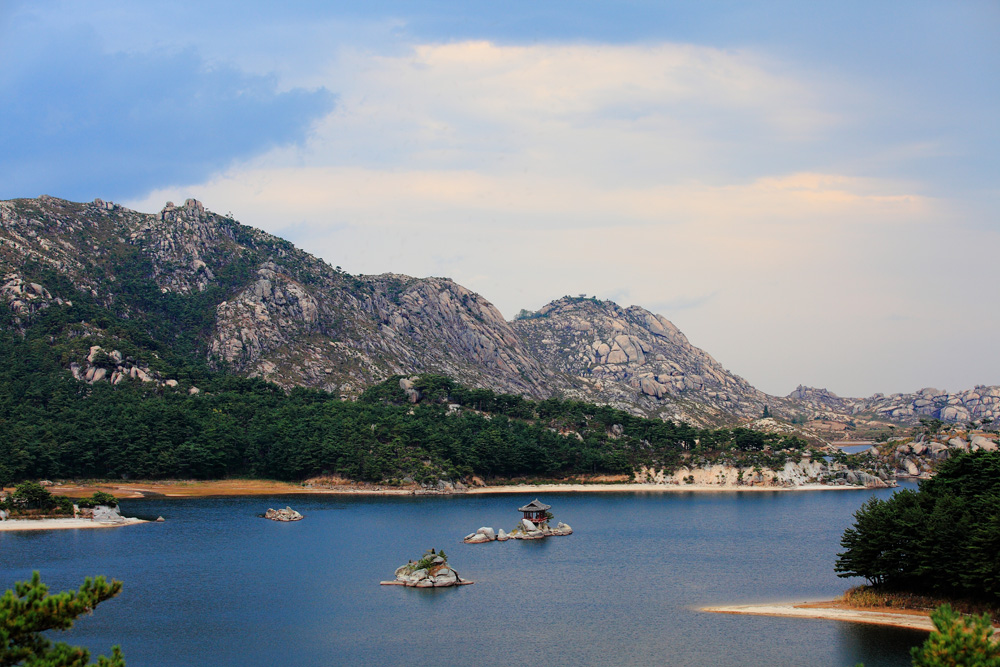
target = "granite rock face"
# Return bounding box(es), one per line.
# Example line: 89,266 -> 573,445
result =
512,297 -> 772,423
870,433 -> 1000,478
788,384 -> 1000,425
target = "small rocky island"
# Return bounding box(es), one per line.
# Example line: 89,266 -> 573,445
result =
381,549 -> 472,588
464,499 -> 573,543
262,506 -> 303,521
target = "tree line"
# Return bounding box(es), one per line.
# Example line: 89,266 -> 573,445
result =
835,450 -> 1000,603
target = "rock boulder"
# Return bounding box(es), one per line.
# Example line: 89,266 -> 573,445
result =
263,506 -> 304,521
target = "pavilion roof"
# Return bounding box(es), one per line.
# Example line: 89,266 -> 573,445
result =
518,499 -> 551,512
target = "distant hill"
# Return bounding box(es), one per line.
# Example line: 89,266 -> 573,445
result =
788,384 -> 1000,427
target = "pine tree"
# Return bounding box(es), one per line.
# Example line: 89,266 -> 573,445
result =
0,571 -> 125,666
911,604 -> 1000,666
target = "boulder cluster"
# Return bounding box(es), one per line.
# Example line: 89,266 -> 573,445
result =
463,519 -> 573,543
263,506 -> 304,522
69,344 -> 198,394
789,384 -> 1000,426
383,549 -> 470,588
872,433 -> 998,479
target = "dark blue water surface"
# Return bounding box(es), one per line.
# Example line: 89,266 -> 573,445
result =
1,485 -> 925,666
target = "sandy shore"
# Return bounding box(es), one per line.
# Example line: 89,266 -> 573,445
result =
0,517 -> 147,532
16,479 -> 879,499
703,601 -> 1000,633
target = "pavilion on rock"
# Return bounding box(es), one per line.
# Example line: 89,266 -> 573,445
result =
517,499 -> 551,524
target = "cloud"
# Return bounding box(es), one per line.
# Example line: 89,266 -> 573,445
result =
0,24 -> 334,201
122,39 -> 997,397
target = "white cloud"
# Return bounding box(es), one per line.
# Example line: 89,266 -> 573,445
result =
128,40 -> 998,397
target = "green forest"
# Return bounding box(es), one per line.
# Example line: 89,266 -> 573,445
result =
0,299 -> 811,486
835,450 -> 1000,603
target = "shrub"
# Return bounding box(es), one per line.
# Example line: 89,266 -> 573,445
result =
77,492 -> 119,509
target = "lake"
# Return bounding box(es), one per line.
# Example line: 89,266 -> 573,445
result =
1,484 -> 925,666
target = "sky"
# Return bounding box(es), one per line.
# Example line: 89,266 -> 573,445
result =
2,1 -> 998,398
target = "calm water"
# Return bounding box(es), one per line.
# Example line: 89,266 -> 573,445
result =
1,485 -> 925,666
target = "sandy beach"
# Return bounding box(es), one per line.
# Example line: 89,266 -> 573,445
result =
703,601 -> 999,633
0,517 -> 147,532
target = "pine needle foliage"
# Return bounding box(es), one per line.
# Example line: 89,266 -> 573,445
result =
0,571 -> 124,667
911,604 -> 1000,667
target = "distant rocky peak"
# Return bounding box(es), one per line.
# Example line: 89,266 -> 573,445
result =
159,198 -> 206,222
511,295 -> 768,423
788,385 -> 842,401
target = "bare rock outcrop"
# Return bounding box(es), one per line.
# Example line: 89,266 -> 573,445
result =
512,297 -> 772,424
788,384 -> 1000,425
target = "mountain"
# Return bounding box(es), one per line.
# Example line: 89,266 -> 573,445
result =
2,195 -> 995,428
511,297 -> 772,422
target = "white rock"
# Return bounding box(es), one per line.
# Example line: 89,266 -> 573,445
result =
521,518 -> 537,532
971,435 -> 997,452
475,526 -> 496,541
432,569 -> 458,586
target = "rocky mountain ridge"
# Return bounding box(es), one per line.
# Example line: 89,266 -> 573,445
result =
788,384 -> 1000,426
1,195 -> 992,428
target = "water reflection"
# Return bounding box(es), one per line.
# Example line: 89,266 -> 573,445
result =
836,622 -> 926,667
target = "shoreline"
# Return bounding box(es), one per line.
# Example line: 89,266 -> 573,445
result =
0,517 -> 147,532
464,482 -> 868,495
703,601 -> 937,632
18,479 -> 883,499
703,601 -> 1000,633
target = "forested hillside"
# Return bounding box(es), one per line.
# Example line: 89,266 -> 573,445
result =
0,298 -> 819,485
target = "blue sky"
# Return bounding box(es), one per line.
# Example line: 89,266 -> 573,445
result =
2,1 -> 998,397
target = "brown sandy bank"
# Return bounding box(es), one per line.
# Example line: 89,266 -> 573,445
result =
34,479 -> 393,498
703,601 -> 1000,633
17,479 -> 877,499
